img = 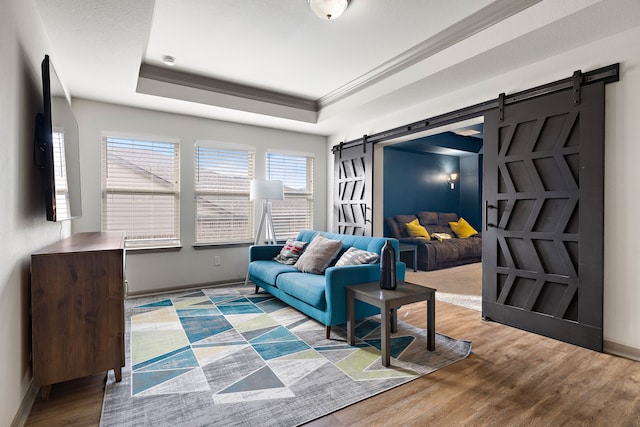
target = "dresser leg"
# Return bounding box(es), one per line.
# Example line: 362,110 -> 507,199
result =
115,367 -> 122,382
41,385 -> 51,400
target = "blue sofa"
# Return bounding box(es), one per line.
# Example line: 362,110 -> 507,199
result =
247,230 -> 406,339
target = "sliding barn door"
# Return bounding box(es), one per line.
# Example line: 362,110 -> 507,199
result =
334,143 -> 373,236
483,82 -> 605,351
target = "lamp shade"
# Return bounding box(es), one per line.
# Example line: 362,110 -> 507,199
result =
250,180 -> 284,201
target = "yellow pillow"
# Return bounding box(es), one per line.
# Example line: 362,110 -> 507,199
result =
449,217 -> 478,238
405,219 -> 430,239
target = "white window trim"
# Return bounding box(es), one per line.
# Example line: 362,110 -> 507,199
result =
194,141 -> 256,245
102,135 -> 181,249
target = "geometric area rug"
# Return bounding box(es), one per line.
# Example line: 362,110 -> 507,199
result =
100,287 -> 472,427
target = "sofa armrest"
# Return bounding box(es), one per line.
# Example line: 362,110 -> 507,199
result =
249,244 -> 284,262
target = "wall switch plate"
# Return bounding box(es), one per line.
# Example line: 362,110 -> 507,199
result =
214,256 -> 221,266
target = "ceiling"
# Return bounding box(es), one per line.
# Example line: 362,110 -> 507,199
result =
33,0 -> 640,138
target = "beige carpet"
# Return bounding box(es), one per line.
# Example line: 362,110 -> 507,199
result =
405,262 -> 482,311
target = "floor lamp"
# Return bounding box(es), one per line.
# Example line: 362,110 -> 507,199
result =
251,179 -> 284,245
246,180 -> 284,287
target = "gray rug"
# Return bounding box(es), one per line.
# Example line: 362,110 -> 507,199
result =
100,287 -> 472,426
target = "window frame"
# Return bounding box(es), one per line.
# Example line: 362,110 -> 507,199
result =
265,149 -> 314,241
193,140 -> 256,246
101,134 -> 181,250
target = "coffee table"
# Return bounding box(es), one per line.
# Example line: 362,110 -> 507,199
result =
347,281 -> 436,367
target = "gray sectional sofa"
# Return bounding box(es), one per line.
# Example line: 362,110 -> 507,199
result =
386,211 -> 482,271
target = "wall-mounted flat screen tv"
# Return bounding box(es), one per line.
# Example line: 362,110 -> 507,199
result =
34,55 -> 82,222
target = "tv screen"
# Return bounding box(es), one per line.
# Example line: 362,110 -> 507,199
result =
35,55 -> 82,221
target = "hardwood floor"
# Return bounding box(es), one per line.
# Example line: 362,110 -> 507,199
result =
25,300 -> 640,426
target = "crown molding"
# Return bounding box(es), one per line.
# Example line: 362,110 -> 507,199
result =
138,64 -> 319,111
318,0 -> 543,108
137,64 -> 319,122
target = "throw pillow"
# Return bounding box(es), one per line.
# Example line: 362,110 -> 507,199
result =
335,247 -> 380,267
293,234 -> 343,274
449,217 -> 479,238
273,239 -> 308,265
431,232 -> 452,241
405,218 -> 430,239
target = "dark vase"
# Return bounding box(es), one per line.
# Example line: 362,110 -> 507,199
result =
380,240 -> 397,290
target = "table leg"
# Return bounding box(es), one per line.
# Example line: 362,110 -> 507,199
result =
381,302 -> 391,367
427,292 -> 435,351
390,308 -> 397,333
347,288 -> 355,346
413,246 -> 418,272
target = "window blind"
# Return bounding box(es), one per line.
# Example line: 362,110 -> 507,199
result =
52,131 -> 70,219
102,136 -> 180,248
194,144 -> 255,244
266,152 -> 313,239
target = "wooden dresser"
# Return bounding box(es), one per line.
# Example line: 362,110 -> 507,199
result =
31,232 -> 125,399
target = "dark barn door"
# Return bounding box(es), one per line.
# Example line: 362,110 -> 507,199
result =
334,142 -> 373,236
483,82 -> 605,351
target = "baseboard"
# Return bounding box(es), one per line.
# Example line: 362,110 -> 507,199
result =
126,278 -> 246,298
11,379 -> 38,427
604,340 -> 640,361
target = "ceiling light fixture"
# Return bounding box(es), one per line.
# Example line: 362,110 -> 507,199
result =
162,55 -> 176,66
308,0 -> 349,20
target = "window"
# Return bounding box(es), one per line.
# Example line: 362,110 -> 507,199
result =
102,136 -> 180,248
266,151 -> 314,239
194,142 -> 255,244
52,130 -> 70,219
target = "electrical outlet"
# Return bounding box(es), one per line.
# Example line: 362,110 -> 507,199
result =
214,256 -> 221,266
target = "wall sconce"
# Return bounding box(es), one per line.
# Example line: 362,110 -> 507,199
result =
448,173 -> 458,190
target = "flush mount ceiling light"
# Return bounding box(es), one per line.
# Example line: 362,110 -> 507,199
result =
162,55 -> 175,66
308,0 -> 349,20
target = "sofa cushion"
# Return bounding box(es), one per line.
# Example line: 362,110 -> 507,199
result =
248,260 -> 297,285
417,211 -> 455,234
454,238 -> 483,258
416,211 -> 438,226
335,247 -> 380,266
430,240 -> 460,262
276,272 -> 326,310
438,212 -> 459,225
273,239 -> 308,264
294,234 -> 343,274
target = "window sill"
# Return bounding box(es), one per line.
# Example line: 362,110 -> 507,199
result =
193,241 -> 252,249
125,244 -> 182,253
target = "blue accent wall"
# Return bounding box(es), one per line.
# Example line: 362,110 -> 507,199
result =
459,154 -> 483,230
383,149 -> 459,232
383,146 -> 483,235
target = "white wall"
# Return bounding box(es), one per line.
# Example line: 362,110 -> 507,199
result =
327,26 -> 640,353
72,100 -> 327,294
0,0 -> 74,425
